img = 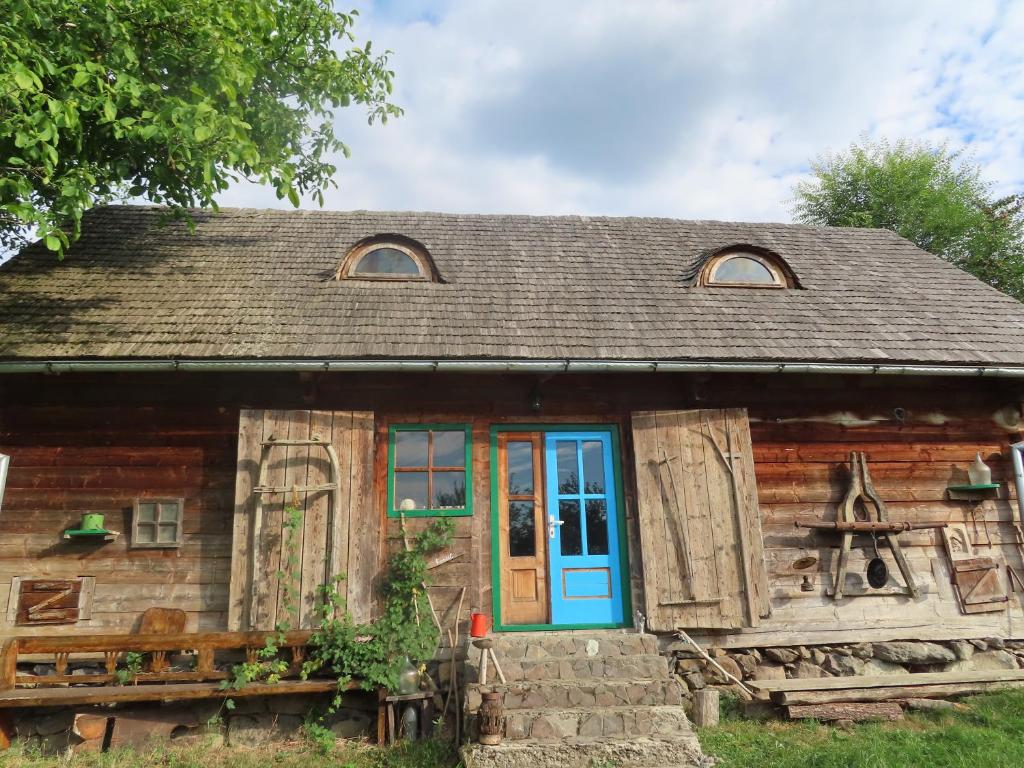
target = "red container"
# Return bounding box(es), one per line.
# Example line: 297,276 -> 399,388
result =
469,611 -> 488,638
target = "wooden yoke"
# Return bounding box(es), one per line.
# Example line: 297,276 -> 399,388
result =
797,453 -> 941,600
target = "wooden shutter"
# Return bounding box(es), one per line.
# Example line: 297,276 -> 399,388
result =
631,408 -> 770,631
228,410 -> 378,630
16,579 -> 82,625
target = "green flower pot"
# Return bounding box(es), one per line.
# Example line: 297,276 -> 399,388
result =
80,513 -> 105,531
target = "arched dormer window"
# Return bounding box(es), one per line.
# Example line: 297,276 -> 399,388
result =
337,237 -> 436,281
699,246 -> 794,288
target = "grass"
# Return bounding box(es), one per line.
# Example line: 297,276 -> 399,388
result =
699,689 -> 1024,768
0,737 -> 459,768
5,692 -> 1024,768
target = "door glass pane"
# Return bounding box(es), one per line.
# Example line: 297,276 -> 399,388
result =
559,500 -> 582,556
581,441 -> 605,494
433,430 -> 465,467
508,501 -> 535,557
555,441 -> 579,494
585,499 -> 609,555
507,441 -> 534,496
395,431 -> 429,467
432,471 -> 467,508
394,471 -> 428,510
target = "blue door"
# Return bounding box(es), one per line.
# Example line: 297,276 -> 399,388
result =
545,432 -> 625,625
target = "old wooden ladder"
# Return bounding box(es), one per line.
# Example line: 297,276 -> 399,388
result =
250,435 -> 342,628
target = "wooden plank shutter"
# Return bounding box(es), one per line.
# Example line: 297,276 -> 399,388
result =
227,410 -> 378,630
16,579 -> 82,625
631,408 -> 770,631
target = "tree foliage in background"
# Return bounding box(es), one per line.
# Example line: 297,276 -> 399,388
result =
792,138 -> 1024,301
1,0 -> 400,256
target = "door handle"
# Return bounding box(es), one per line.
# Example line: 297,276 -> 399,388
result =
548,514 -> 564,539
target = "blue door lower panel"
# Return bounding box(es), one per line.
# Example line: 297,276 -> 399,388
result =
545,432 -> 624,626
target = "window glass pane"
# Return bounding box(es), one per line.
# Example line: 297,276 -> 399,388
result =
585,499 -> 609,555
433,430 -> 465,468
395,431 -> 429,468
555,441 -> 579,494
507,441 -> 534,496
432,471 -> 466,509
581,441 -> 605,494
354,247 -> 420,275
157,524 -> 179,544
137,503 -> 157,523
714,256 -> 776,284
395,472 -> 429,510
508,501 -> 535,557
158,502 -> 180,523
559,500 -> 582,556
135,524 -> 156,544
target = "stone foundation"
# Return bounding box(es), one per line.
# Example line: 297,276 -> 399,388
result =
666,638 -> 1024,697
10,692 -> 376,753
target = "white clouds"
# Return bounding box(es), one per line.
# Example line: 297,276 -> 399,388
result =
219,0 -> 1024,221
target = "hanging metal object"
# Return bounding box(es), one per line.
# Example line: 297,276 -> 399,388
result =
866,532 -> 889,588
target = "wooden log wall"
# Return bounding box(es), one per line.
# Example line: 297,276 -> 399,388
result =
2,370 -> 1024,646
0,405 -> 237,634
706,407 -> 1024,648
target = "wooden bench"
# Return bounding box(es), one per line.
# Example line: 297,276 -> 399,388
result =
0,630 -> 355,709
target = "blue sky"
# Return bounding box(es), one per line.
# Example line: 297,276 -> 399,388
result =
219,0 -> 1024,222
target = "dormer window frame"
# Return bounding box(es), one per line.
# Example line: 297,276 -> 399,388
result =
337,239 -> 435,282
699,247 -> 794,289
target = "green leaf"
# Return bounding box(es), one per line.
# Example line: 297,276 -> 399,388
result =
44,235 -> 61,251
0,0 -> 400,259
13,68 -> 34,91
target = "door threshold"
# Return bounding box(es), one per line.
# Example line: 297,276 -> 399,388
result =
495,622 -> 632,633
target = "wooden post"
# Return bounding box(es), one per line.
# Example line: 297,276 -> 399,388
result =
0,640 -> 17,692
692,689 -> 720,728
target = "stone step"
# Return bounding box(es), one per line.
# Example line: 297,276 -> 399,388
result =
465,678 -> 684,711
462,734 -> 709,768
484,632 -> 660,661
466,652 -> 670,682
502,705 -> 692,741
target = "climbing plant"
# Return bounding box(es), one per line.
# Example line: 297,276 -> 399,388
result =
303,519 -> 454,708
224,505 -> 304,690
223,508 -> 453,712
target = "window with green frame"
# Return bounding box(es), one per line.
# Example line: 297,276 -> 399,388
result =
387,424 -> 473,517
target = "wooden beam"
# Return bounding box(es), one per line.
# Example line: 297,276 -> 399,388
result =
0,679 -> 352,709
15,629 -> 313,655
787,702 -> 903,722
776,680 -> 1024,706
749,669 -> 1024,694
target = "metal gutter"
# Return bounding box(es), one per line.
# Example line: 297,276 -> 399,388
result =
2,358 -> 1024,377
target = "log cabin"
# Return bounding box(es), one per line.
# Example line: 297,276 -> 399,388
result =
2,206 -> 1024,752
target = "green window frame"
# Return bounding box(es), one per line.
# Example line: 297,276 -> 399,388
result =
387,424 -> 473,518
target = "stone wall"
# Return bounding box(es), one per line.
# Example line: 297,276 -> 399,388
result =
668,638 -> 1024,700
11,693 -> 376,753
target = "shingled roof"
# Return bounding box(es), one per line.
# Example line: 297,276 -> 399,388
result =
2,204 -> 1023,367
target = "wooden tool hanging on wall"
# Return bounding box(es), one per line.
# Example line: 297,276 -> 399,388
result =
796,452 -> 944,599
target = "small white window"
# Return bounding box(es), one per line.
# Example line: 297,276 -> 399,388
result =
132,498 -> 184,548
